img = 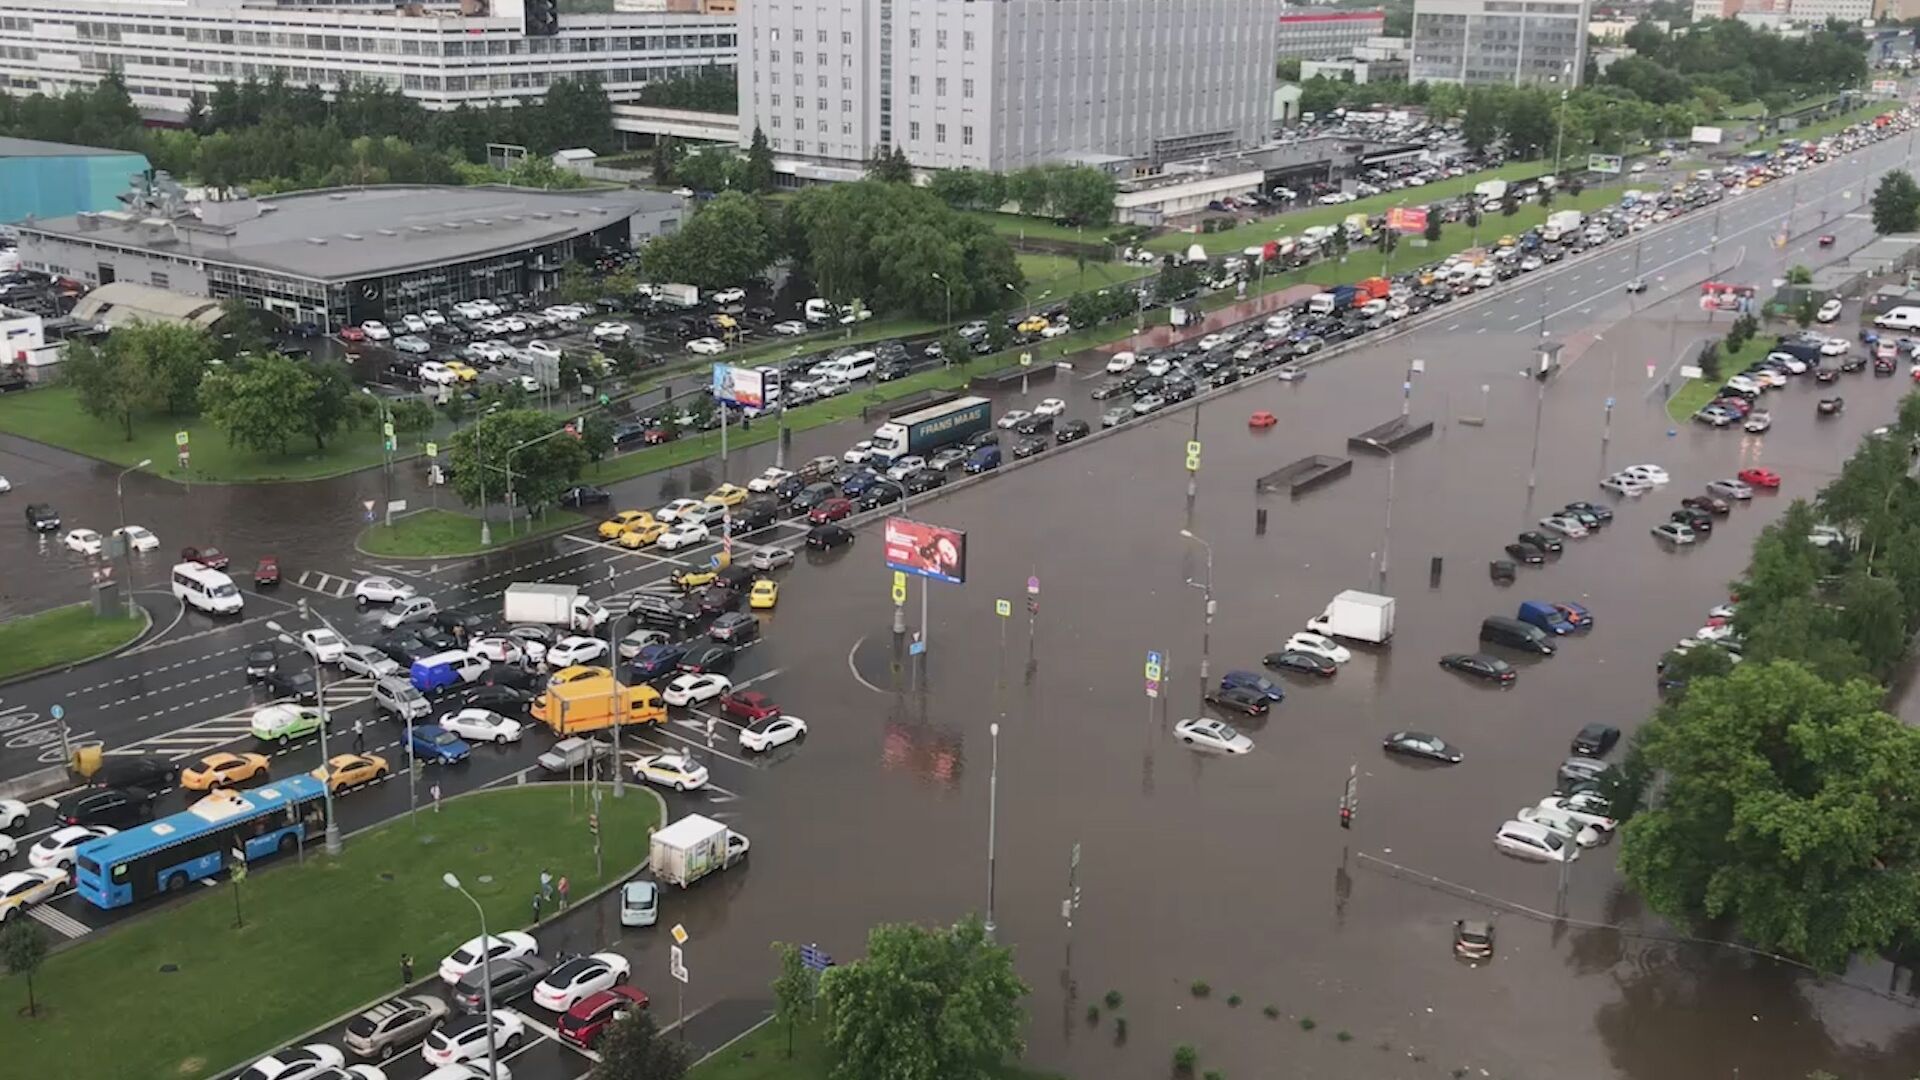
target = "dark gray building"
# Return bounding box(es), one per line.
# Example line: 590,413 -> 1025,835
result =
14,182 -> 682,330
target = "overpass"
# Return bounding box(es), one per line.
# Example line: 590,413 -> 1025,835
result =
612,104 -> 739,144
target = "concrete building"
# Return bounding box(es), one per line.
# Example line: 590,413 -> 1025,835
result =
1275,8 -> 1387,59
0,0 -> 737,119
1783,0 -> 1873,20
738,0 -> 1280,180
1411,0 -> 1591,87
1300,56 -> 1409,83
0,137 -> 151,226
14,179 -> 683,330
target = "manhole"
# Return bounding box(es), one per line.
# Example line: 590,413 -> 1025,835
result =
158,963 -> 178,973
379,872 -> 394,882
478,875 -> 494,886
472,843 -> 489,854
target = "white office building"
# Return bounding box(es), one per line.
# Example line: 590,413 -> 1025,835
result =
0,0 -> 738,117
738,0 -> 1281,179
1411,0 -> 1591,88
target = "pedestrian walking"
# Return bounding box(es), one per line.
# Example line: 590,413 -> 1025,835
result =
540,869 -> 554,902
557,875 -> 570,910
400,953 -> 414,985
532,891 -> 543,925
352,718 -> 365,753
430,782 -> 442,812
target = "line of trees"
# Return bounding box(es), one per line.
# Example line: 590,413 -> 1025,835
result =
927,164 -> 1118,227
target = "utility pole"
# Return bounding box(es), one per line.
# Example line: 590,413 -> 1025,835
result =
1179,530 -> 1215,701
1062,841 -> 1081,978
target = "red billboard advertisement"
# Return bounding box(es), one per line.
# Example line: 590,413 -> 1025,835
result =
1386,206 -> 1429,234
883,517 -> 968,584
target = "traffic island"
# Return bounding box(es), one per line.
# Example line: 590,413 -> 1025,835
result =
356,507 -> 588,559
0,784 -> 660,1080
1256,455 -> 1352,498
1347,417 -> 1434,454
0,602 -> 148,683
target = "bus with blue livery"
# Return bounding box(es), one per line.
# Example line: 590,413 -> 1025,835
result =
73,775 -> 327,910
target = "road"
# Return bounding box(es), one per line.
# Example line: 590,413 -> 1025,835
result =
5,119 -> 1920,1080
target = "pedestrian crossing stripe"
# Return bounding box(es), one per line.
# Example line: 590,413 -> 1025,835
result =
29,904 -> 90,939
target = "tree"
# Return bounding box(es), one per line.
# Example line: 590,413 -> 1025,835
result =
669,148 -> 743,192
1871,169 -> 1920,235
590,1009 -> 689,1080
784,180 -> 1021,319
63,337 -> 153,441
642,191 -> 774,290
1047,166 -> 1116,227
1156,264 -> 1202,305
198,354 -> 316,456
111,321 -> 215,416
1793,295 -> 1819,329
303,362 -> 367,451
770,942 -> 817,1058
1423,212 -> 1442,244
1461,92 -> 1501,154
1625,20 -> 1668,56
388,398 -> 436,438
1501,194 -> 1519,217
542,77 -> 614,155
650,135 -> 680,185
819,915 -> 1028,1080
938,331 -> 971,368
580,413 -> 615,464
1501,93 -> 1556,159
1,918 -> 49,1017
1619,660 -> 1920,972
446,408 -> 588,515
1787,264 -> 1814,285
745,126 -> 775,193
867,144 -> 913,183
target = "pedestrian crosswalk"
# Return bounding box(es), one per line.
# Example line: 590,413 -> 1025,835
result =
30,901 -> 91,939
291,570 -> 356,599
105,678 -> 376,761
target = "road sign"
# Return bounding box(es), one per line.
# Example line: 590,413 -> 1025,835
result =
1679,365 -> 1704,380
50,704 -> 63,722
382,421 -> 395,439
670,923 -> 688,945
1026,575 -> 1040,595
995,599 -> 1011,618
387,500 -> 408,515
1145,681 -> 1159,699
892,570 -> 907,605
1145,650 -> 1163,679
174,431 -> 189,447
177,449 -> 190,468
425,442 -> 438,458
588,812 -> 598,835
1185,439 -> 1202,473
801,944 -> 835,973
909,640 -> 926,656
669,944 -> 688,984
1019,351 -> 1033,367
1605,397 -> 1616,409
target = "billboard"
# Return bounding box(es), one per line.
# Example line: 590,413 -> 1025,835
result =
1874,78 -> 1900,96
1587,153 -> 1623,175
1385,206 -> 1428,234
883,517 -> 968,585
711,364 -> 764,409
1689,125 -> 1724,145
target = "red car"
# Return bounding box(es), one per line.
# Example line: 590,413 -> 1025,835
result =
1737,467 -> 1781,489
1249,410 -> 1277,429
807,497 -> 854,524
719,690 -> 780,722
339,325 -> 367,343
1818,234 -> 1836,247
180,545 -> 230,570
558,985 -> 650,1050
643,425 -> 676,445
253,556 -> 280,587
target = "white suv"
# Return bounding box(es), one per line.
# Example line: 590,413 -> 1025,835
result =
1493,820 -> 1578,862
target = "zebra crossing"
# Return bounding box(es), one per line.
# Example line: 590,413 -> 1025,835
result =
105,677 -> 377,762
30,901 -> 91,939
290,570 -> 356,600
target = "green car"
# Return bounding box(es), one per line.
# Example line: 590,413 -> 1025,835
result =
250,704 -> 326,745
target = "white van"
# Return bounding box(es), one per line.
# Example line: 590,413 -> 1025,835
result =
171,562 -> 243,615
1875,306 -> 1920,330
816,351 -> 877,383
1307,292 -> 1338,316
804,298 -> 833,324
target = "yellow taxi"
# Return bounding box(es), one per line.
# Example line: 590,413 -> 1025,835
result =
711,313 -> 738,331
706,483 -> 750,507
0,867 -> 67,924
310,753 -> 389,793
750,579 -> 779,609
181,751 -> 271,792
616,520 -> 668,548
445,360 -> 480,383
548,665 -> 612,689
1017,315 -> 1049,334
600,510 -> 655,540
1496,234 -> 1516,248
672,566 -> 720,590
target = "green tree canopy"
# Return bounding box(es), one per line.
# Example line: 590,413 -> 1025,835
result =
197,353 -> 318,456
589,1008 -> 689,1080
446,408 -> 588,514
1872,169 -> 1920,235
785,181 -> 1022,319
641,191 -> 774,290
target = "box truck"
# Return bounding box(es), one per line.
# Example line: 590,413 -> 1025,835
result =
650,813 -> 749,887
532,678 -> 668,735
659,283 -> 700,308
868,396 -> 994,466
503,582 -> 609,631
1305,590 -> 1396,644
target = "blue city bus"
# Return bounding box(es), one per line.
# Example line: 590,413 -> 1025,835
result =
73,775 -> 327,909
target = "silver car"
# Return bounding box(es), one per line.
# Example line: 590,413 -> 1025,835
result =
1706,477 -> 1753,499
620,880 -> 659,927
1101,406 -> 1130,428
1132,394 -> 1167,415
749,547 -> 795,571
339,645 -> 401,680
344,995 -> 448,1061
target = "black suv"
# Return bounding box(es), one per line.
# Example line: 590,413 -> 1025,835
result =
25,503 -> 58,531
57,785 -> 159,828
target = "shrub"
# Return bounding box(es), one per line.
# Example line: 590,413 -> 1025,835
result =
1226,994 -> 1242,1007
1299,1017 -> 1317,1031
1336,1030 -> 1353,1043
1105,990 -> 1124,1009
1189,980 -> 1211,998
1173,1044 -> 1199,1074
1262,1004 -> 1280,1019
1086,1005 -> 1100,1024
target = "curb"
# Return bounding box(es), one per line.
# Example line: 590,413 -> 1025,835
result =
351,511 -> 588,562
0,601 -> 154,690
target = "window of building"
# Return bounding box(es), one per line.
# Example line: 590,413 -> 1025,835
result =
150,271 -> 169,288
935,123 -> 946,142
842,76 -> 852,90
842,121 -> 852,135
817,97 -> 826,110
962,125 -> 973,146
841,31 -> 852,45
816,29 -> 825,42
769,49 -> 780,61
910,121 -> 921,139
962,78 -> 973,98
910,28 -> 920,47
771,93 -> 781,106
964,30 -> 975,50
909,75 -> 920,93
816,52 -> 826,64
771,115 -> 782,127
795,139 -> 805,152
936,29 -> 947,47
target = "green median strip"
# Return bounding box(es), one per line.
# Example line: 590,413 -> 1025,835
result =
0,603 -> 145,681
0,785 -> 660,1080
358,507 -> 588,558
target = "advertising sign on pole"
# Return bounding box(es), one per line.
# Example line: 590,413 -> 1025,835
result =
1587,153 -> 1623,175
1385,206 -> 1429,234
711,364 -> 765,409
883,517 -> 968,584
1689,125 -> 1725,145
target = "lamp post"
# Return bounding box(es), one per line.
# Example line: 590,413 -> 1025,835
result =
1551,63 -> 1573,180
443,873 -> 501,1080
1178,530 -> 1215,699
931,271 -> 953,330
115,458 -> 151,616
984,720 -> 1000,941
267,619 -> 342,855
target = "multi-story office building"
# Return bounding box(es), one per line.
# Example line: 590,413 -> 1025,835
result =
1411,0 -> 1590,87
0,0 -> 738,118
738,0 -> 1281,178
1275,8 -> 1387,60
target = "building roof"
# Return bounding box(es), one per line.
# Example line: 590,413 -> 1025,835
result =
23,184 -> 680,284
0,136 -> 145,160
70,282 -> 228,331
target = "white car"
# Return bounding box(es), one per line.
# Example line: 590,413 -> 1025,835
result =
532,951 -> 632,1011
711,287 -> 748,304
843,440 -> 876,464
439,931 -> 540,984
885,456 -> 925,481
0,867 -> 67,924
1694,622 -> 1736,643
1105,351 -> 1137,373
466,341 -> 506,363
113,525 -> 159,553
438,708 -> 524,745
422,1010 -> 527,1066
361,321 -> 392,341
771,320 -> 807,336
238,1043 -> 348,1080
1766,352 -> 1807,375
1817,298 -> 1844,323
747,466 -> 793,493
338,645 -> 401,680
30,825 -> 115,869
997,409 -> 1033,430
591,322 -> 630,341
1145,356 -> 1172,377
1599,474 -> 1650,497
1651,521 -> 1697,545
526,340 -> 564,362
1706,478 -> 1754,500
633,751 -> 709,791
739,714 -> 809,753
617,628 -> 670,659
422,1065 -> 511,1080
1173,717 -> 1254,754
418,362 -> 457,387
656,521 -> 710,551
61,528 -> 104,556
394,335 -> 431,355
1282,632 -> 1351,664
688,337 -> 727,355
299,629 -> 347,664
1537,795 -> 1618,833
1621,464 -> 1669,486
468,636 -> 526,665
1493,819 -> 1578,863
1819,337 -> 1850,357
514,374 -> 540,393
546,636 -> 610,668
0,797 -> 29,831
1033,398 -> 1067,417
1040,323 -> 1070,339
401,314 -> 428,334
663,672 -> 732,707
655,498 -> 704,523
1517,805 -> 1603,847
0,475 -> 9,492
0,832 -> 15,862
1539,514 -> 1590,538
1723,374 -> 1763,395
1198,334 -> 1228,351
422,310 -> 447,327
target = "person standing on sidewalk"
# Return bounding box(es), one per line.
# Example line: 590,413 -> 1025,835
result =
400,953 -> 414,985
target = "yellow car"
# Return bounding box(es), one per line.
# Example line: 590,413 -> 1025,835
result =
750,579 -> 779,609
445,360 -> 479,382
600,510 -> 655,540
181,751 -> 271,792
1017,315 -> 1049,334
0,867 -> 67,924
616,520 -> 668,548
310,752 -> 389,792
548,665 -> 612,689
672,566 -> 720,590
706,483 -> 749,507
1496,234 -> 1516,248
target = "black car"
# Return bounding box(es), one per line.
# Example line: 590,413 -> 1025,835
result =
1203,685 -> 1271,717
432,610 -> 489,638
1382,731 -> 1463,764
677,642 -> 736,675
1840,354 -> 1868,373
807,523 -> 854,551
1162,378 -> 1197,403
57,785 -> 159,828
1011,436 -> 1048,460
91,755 -> 179,791
876,360 -> 912,382
1516,530 -> 1562,555
451,956 -> 552,1011
1262,649 -> 1336,677
1055,419 -> 1091,444
372,633 -> 433,666
1438,652 -> 1516,684
1572,722 -> 1621,757
1671,507 -> 1713,533
732,498 -> 781,532
904,469 -> 948,495
265,667 -> 319,703
24,502 -> 58,531
245,643 -> 279,679
854,484 -> 903,511
454,684 -> 534,712
1556,755 -> 1613,793
480,663 -> 540,692
773,474 -> 810,503
1681,495 -> 1730,516
560,485 -> 611,508
965,430 -> 1000,451
1503,542 -> 1545,566
1090,380 -> 1126,400
790,482 -> 839,513
1013,414 -> 1054,437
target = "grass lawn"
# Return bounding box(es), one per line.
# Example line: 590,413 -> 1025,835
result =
970,211 -> 1111,247
1747,101 -> 1891,153
0,785 -> 660,1080
1665,335 -> 1772,422
1014,252 -> 1152,301
359,507 -> 588,557
695,1016 -> 1063,1080
0,386 -> 396,483
0,603 -> 144,680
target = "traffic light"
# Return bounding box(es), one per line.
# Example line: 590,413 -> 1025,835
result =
525,0 -> 559,36
1339,805 -> 1352,830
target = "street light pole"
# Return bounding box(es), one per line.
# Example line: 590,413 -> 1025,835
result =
444,873 -> 501,1080
269,620 -> 341,856
984,720 -> 1000,941
115,458 -> 151,616
931,271 -> 952,330
1178,530 -> 1215,699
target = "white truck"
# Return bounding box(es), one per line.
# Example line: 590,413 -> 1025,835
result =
658,283 -> 701,308
503,582 -> 610,631
650,813 -> 749,887
1543,209 -> 1586,243
1474,179 -> 1508,209
1306,590 -> 1396,645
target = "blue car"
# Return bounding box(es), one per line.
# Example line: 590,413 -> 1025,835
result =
409,724 -> 471,764
840,469 -> 881,497
964,445 -> 1001,474
629,642 -> 689,681
1219,670 -> 1284,703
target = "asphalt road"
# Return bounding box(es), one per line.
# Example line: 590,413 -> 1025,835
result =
5,121 -> 1920,1080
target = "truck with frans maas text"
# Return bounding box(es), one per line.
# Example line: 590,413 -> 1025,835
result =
868,396 -> 993,466
1306,590 -> 1396,644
